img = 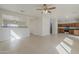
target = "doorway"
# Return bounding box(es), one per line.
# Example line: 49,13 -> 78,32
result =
50,23 -> 52,34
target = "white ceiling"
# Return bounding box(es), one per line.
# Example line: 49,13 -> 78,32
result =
0,4 -> 42,17
0,4 -> 79,18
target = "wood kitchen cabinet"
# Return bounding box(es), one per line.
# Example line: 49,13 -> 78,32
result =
58,23 -> 79,34
69,30 -> 79,36
58,28 -> 64,33
58,23 -> 79,27
69,30 -> 74,34
75,23 -> 79,27
74,30 -> 79,36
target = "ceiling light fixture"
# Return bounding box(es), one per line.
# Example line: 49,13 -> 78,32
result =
36,4 -> 56,13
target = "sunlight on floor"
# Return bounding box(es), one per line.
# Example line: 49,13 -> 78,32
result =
10,30 -> 21,41
60,42 -> 71,53
64,37 -> 73,45
56,37 -> 74,54
10,30 -> 21,50
56,44 -> 68,54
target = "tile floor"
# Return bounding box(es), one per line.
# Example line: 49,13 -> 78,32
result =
0,34 -> 79,54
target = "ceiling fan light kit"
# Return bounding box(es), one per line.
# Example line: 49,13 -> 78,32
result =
42,10 -> 48,14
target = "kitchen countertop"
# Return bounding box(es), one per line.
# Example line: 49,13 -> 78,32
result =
69,27 -> 79,30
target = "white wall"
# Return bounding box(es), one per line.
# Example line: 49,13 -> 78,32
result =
41,13 -> 50,36
30,13 -> 51,36
30,17 -> 42,35
58,17 -> 79,24
51,18 -> 58,35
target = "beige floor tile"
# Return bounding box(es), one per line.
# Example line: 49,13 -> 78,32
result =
0,34 -> 79,54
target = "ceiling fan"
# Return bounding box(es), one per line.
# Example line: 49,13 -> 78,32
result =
36,4 -> 56,13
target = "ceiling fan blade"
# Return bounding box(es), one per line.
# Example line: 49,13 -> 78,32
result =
36,4 -> 56,13
48,7 -> 56,10
48,11 -> 51,13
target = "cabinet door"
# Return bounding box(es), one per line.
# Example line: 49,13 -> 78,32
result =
58,29 -> 64,33
74,30 -> 79,35
69,30 -> 74,34
76,23 -> 79,27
